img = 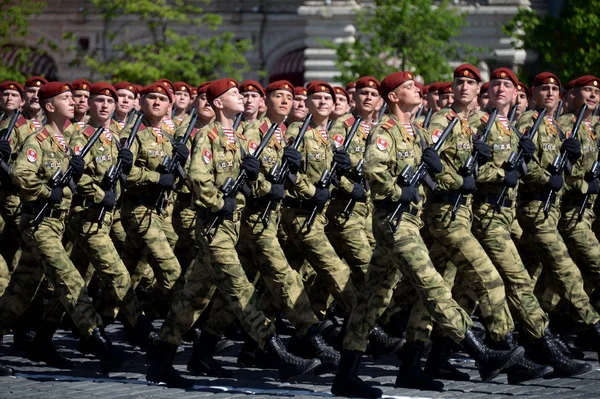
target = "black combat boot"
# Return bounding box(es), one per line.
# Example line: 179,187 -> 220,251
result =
494,333 -> 553,384
78,327 -> 126,374
576,321 -> 600,361
187,330 -> 234,378
553,333 -> 585,360
265,333 -> 321,382
331,350 -> 382,398
146,340 -> 195,388
368,325 -> 404,360
395,341 -> 444,391
0,361 -> 12,376
461,329 -> 524,382
288,323 -> 340,374
529,329 -> 591,377
424,336 -> 470,381
123,314 -> 158,350
27,323 -> 73,369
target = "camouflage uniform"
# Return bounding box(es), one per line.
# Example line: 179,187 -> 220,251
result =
280,119 -> 358,316
469,107 -> 549,340
0,124 -> 102,337
344,114 -> 472,352
408,107 -> 514,343
119,118 -> 182,296
515,110 -> 600,325
158,122 -> 274,348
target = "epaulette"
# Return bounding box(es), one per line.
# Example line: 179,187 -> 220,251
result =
381,117 -> 397,130
15,115 -> 27,128
208,126 -> 219,142
35,127 -> 50,143
532,111 -> 539,121
82,125 -> 96,138
480,113 -> 489,125
190,127 -> 199,138
259,121 -> 270,134
572,115 -> 577,123
343,115 -> 356,128
446,112 -> 455,122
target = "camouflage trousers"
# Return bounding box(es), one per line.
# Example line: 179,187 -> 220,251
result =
472,202 -> 548,339
121,202 -> 181,295
172,201 -> 198,280
159,212 -> 274,348
237,202 -> 320,337
281,207 -> 358,315
0,192 -> 23,273
516,200 -> 600,326
421,201 -> 514,342
0,213 -> 101,336
110,207 -> 126,255
344,209 -> 471,352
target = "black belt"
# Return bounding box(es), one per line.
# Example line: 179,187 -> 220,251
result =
283,198 -> 315,211
374,199 -> 419,216
562,195 -> 593,209
22,202 -> 65,219
431,192 -> 467,206
518,191 -> 551,202
331,192 -> 367,203
473,194 -> 513,209
196,207 -> 234,221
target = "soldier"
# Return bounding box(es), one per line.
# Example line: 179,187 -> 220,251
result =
426,82 -> 442,114
240,80 -> 265,125
346,81 -> 356,110
146,78 -> 320,388
515,72 -> 600,358
470,68 -> 589,381
119,82 -> 185,306
22,76 -> 48,130
478,81 -> 490,111
71,79 -> 91,128
279,81 -> 358,320
515,82 -> 530,120
288,86 -> 308,124
172,82 -> 192,127
331,71 -> 524,398
437,82 -> 454,109
0,82 -> 124,374
112,82 -> 138,131
157,79 -> 177,135
330,86 -> 351,121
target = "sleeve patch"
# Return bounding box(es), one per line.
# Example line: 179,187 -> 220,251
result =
26,148 -> 38,162
74,145 -> 83,155
202,149 -> 212,164
376,137 -> 388,151
333,134 -> 344,148
248,141 -> 258,155
432,129 -> 443,143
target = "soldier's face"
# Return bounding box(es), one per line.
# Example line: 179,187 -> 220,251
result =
533,84 -> 560,111
393,80 -> 421,108
292,95 -> 307,120
438,93 -> 454,108
24,86 -> 40,112
195,93 -> 215,121
215,87 -> 245,114
489,80 -> 516,108
427,91 -> 440,112
46,91 -> 75,119
73,90 -> 90,115
479,93 -> 490,109
307,93 -> 334,118
575,85 -> 600,111
347,88 -> 356,108
174,90 -> 191,110
452,77 -> 479,106
117,89 -> 135,115
333,94 -> 350,118
89,94 -> 115,122
354,87 -> 380,114
141,92 -> 170,119
516,91 -> 528,115
266,90 -> 293,119
242,91 -> 262,117
0,89 -> 23,112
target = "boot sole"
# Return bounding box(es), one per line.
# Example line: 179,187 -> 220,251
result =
481,346 -> 525,382
551,362 -> 592,378
507,365 -> 554,384
279,359 -> 321,382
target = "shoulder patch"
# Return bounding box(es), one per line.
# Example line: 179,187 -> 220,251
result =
190,127 -> 199,138
82,125 -> 96,137
26,148 -> 38,162
446,113 -> 455,122
343,116 -> 356,128
376,137 -> 388,151
480,113 -> 489,125
259,121 -> 270,135
432,128 -> 443,143
35,127 -> 50,143
381,117 -> 397,130
15,115 -> 27,128
333,134 -> 344,148
532,111 -> 539,121
208,126 -> 219,142
202,148 -> 212,164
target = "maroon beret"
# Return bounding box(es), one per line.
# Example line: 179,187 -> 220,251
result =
0,81 -> 24,96
574,75 -> 600,89
379,71 -> 416,99
90,82 -> 117,100
38,82 -> 73,100
438,82 -> 453,95
517,82 -> 530,97
294,86 -> 308,97
490,67 -> 518,87
333,86 -> 349,102
114,81 -> 138,97
156,78 -> 175,94
72,79 -> 92,92
306,81 -> 336,98
345,81 -> 356,91
142,82 -> 173,102
532,72 -> 561,88
207,78 -> 239,103
453,64 -> 482,82
174,82 -> 192,94
480,82 -> 490,96
266,80 -> 294,95
25,76 -> 48,88
355,76 -> 380,90
239,80 -> 265,97
197,81 -> 211,95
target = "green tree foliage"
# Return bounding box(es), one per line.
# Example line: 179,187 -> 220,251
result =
70,0 -> 252,85
504,0 -> 600,83
329,0 -> 473,84
0,0 -> 50,81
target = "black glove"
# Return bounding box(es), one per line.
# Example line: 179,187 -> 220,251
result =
0,140 -> 11,160
399,185 -> 421,204
333,150 -> 352,175
100,190 -> 116,210
503,170 -> 520,188
473,140 -> 491,164
349,183 -> 365,200
265,183 -> 285,201
422,148 -> 443,174
215,197 -> 237,218
283,146 -> 302,174
519,137 -> 535,161
587,179 -> 599,195
118,148 -> 134,174
173,142 -> 189,165
241,156 -> 260,181
561,138 -> 581,161
459,176 -> 476,194
311,187 -> 330,206
69,155 -> 85,182
547,174 -> 563,191
49,187 -> 63,204
158,173 -> 175,188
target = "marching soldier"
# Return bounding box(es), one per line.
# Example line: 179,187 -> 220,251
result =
71,79 -> 91,129
288,86 -> 308,124
516,82 -> 530,120
22,76 -> 48,130
240,80 -> 265,125
172,82 -> 192,127
437,82 -> 454,109
112,82 -> 138,131
331,86 -> 351,121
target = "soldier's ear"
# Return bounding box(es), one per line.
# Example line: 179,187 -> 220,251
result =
44,99 -> 55,114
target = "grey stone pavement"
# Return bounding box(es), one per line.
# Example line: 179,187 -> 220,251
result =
2,323 -> 600,399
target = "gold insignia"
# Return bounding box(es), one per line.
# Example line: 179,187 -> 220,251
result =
336,88 -> 340,93
128,86 -> 133,90
157,87 -> 163,92
8,84 -> 13,89
82,84 -> 87,89
594,81 -> 598,87
302,90 -> 307,95
180,86 -> 185,91
162,82 -> 168,87
35,81 -> 41,86
104,89 -> 110,95
549,77 -> 555,83
407,73 -> 413,79
463,70 -> 469,77
368,81 -> 374,87
500,71 -> 506,78
230,80 -> 236,87
284,84 -> 289,89
248,85 -> 254,90
320,86 -> 326,91
517,85 -> 522,90
63,85 -> 69,90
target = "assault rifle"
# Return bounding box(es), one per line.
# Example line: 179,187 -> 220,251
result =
340,157 -> 365,220
0,110 -> 21,182
260,114 -> 313,226
232,113 -> 243,131
422,108 -> 434,129
388,117 -> 457,232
